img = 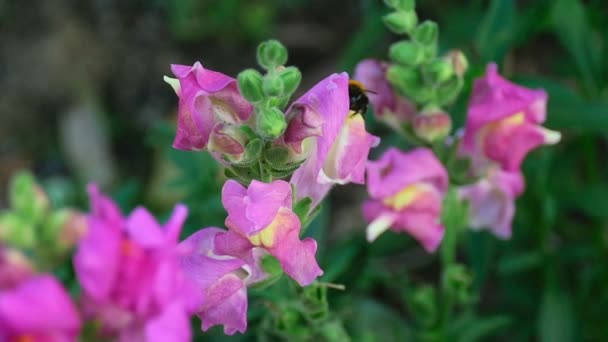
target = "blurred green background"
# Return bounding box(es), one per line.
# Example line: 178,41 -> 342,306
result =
1,0 -> 607,340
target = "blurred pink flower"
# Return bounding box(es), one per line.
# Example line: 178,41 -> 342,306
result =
0,246 -> 34,290
73,185 -> 196,342
0,275 -> 80,342
180,228 -> 251,335
461,63 -> 560,172
459,168 -> 524,239
363,148 -> 448,252
354,59 -> 416,129
167,62 -> 253,152
217,180 -> 323,286
288,73 -> 379,207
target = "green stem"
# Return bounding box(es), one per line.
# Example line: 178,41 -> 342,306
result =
438,191 -> 460,339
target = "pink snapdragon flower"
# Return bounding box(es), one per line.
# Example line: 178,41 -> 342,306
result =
180,227 -> 253,335
73,185 -> 196,342
0,275 -> 81,342
461,63 -> 561,172
287,73 -> 379,206
362,148 -> 448,252
216,180 -> 323,286
459,168 -> 524,239
354,59 -> 416,129
166,62 -> 253,152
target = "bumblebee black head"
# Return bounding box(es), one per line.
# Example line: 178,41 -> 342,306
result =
348,80 -> 369,116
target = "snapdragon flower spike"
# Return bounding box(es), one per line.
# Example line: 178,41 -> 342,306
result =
459,168 -> 524,239
74,184 -> 196,342
180,228 -> 253,335
0,275 -> 81,341
217,180 -> 322,286
287,73 -> 379,206
461,63 -> 561,172
167,62 -> 253,153
354,59 -> 416,129
363,148 -> 448,252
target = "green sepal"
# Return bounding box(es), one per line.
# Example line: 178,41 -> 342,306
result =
389,41 -> 425,66
384,0 -> 416,11
413,21 -> 438,46
263,74 -> 285,97
406,285 -> 438,328
383,11 -> 418,34
436,77 -> 463,106
277,66 -> 302,98
248,254 -> 284,290
263,146 -> 290,167
230,138 -> 263,167
293,197 -> 312,224
237,69 -> 265,103
426,59 -> 454,84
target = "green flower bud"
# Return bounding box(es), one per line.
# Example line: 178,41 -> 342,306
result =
389,41 -> 424,66
413,21 -> 438,46
384,0 -> 415,11
382,11 -> 418,34
9,171 -> 49,224
407,285 -> 438,328
257,39 -> 288,69
413,109 -> 452,143
0,212 -> 35,249
256,107 -> 287,140
237,69 -> 265,103
442,264 -> 473,304
277,66 -> 302,97
426,59 -> 454,83
445,50 -> 469,77
263,74 -> 285,97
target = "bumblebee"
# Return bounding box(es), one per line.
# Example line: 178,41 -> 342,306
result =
348,80 -> 373,116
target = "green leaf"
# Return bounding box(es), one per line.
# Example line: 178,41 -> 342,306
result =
551,0 -> 602,95
538,286 -> 576,342
475,0 -> 515,62
455,315 -> 511,342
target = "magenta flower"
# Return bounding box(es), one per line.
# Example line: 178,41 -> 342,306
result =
287,73 -> 379,206
362,148 -> 448,252
459,168 -> 524,239
461,63 -> 561,172
0,275 -> 80,341
217,180 -> 322,286
167,62 -> 253,152
354,59 -> 416,128
180,227 -> 251,335
73,185 -> 195,342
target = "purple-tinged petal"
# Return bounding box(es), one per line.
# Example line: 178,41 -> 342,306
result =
284,104 -> 324,153
459,169 -> 524,239
126,207 -> 165,248
0,275 -> 80,338
366,148 -> 448,199
200,273 -> 248,335
354,59 -> 416,124
249,208 -> 322,286
290,73 -> 349,204
145,302 -> 191,342
73,216 -> 121,301
222,180 -> 292,236
319,114 -> 380,185
461,63 -> 559,170
170,62 -> 253,151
